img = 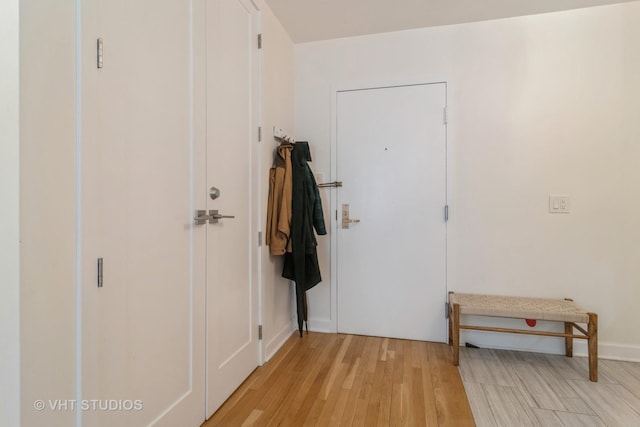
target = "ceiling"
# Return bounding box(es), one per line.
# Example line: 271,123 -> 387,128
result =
264,0 -> 635,43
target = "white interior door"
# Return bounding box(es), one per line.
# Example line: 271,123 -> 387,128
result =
336,83 -> 447,342
204,0 -> 261,417
81,0 -> 206,425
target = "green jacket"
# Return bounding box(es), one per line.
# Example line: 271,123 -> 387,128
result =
282,141 -> 327,335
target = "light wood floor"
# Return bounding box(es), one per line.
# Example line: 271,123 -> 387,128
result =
459,346 -> 640,426
203,332 -> 475,426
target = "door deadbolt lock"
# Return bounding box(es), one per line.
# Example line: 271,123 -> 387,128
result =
209,186 -> 221,200
341,204 -> 361,229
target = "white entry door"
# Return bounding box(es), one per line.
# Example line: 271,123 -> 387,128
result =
81,0 -> 205,426
202,0 -> 261,418
336,83 -> 447,342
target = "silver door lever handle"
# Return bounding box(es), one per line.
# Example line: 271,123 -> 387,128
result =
341,204 -> 361,229
194,210 -> 235,225
210,213 -> 235,219
209,210 -> 235,224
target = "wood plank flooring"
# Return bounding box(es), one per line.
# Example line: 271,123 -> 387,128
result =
202,331 -> 640,426
459,346 -> 640,426
203,332 -> 475,426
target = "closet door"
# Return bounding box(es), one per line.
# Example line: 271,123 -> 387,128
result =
81,0 -> 206,425
203,0 -> 261,417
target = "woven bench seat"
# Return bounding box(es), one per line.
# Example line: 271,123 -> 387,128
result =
448,293 -> 590,323
448,292 -> 598,382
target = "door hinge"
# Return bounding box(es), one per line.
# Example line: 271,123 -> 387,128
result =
97,258 -> 104,287
258,34 -> 262,49
258,126 -> 262,142
445,302 -> 449,319
445,205 -> 449,222
443,106 -> 448,125
258,325 -> 263,340
258,231 -> 262,246
97,38 -> 104,69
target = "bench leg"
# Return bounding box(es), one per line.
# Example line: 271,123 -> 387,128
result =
564,322 -> 573,357
588,313 -> 598,382
453,303 -> 460,366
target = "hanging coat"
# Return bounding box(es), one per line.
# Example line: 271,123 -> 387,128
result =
266,142 -> 293,255
282,141 -> 326,335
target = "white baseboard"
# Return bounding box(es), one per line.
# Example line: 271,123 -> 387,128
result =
264,322 -> 296,363
461,331 -> 640,362
573,341 -> 640,362
458,316 -> 640,362
306,318 -> 335,334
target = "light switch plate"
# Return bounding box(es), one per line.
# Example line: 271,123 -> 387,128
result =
549,196 -> 570,214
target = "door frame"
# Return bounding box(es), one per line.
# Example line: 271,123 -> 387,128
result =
329,79 -> 449,334
252,0 -> 264,368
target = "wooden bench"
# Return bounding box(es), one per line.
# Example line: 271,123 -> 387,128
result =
448,292 -> 598,382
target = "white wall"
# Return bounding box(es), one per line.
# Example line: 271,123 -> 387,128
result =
258,0 -> 297,360
20,1 -> 78,425
0,1 -> 21,425
295,2 -> 640,359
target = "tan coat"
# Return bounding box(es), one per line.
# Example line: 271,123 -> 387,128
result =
266,142 -> 293,255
